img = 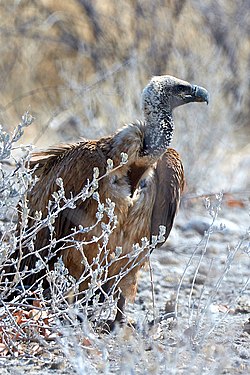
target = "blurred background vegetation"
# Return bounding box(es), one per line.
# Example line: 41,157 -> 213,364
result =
0,0 -> 249,193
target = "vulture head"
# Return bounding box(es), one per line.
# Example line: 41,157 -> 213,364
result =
142,75 -> 209,156
142,75 -> 209,112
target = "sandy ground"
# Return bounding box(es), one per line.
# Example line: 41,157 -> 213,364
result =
0,196 -> 249,374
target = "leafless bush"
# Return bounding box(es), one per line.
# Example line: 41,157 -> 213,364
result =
0,116 -> 249,374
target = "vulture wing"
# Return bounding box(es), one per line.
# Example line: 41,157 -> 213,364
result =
10,140 -> 109,288
150,148 -> 185,246
29,140 -> 109,223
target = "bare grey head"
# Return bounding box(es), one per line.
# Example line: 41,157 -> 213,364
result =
142,75 -> 209,156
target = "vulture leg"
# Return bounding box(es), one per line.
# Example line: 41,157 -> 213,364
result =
96,292 -> 126,333
114,293 -> 126,323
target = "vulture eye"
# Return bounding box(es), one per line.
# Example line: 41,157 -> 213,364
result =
177,84 -> 188,92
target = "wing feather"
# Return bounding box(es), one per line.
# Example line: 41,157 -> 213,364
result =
150,148 -> 185,246
6,141 -> 107,288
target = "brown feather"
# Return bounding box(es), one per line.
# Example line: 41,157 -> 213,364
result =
3,75 -> 209,325
150,148 -> 185,244
20,140 -> 184,302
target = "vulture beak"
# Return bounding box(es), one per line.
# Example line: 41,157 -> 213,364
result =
191,85 -> 209,105
172,81 -> 209,108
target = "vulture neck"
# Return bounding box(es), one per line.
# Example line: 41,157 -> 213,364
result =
143,110 -> 174,157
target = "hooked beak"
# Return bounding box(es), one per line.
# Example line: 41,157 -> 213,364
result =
191,85 -> 209,104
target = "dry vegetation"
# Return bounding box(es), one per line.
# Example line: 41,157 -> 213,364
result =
0,1 -> 249,374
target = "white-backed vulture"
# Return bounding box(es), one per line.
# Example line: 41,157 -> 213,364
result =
4,75 -> 209,326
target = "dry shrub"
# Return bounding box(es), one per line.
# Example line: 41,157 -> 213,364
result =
0,116 -> 249,374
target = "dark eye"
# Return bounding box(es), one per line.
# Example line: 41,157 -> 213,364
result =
177,84 -> 187,92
